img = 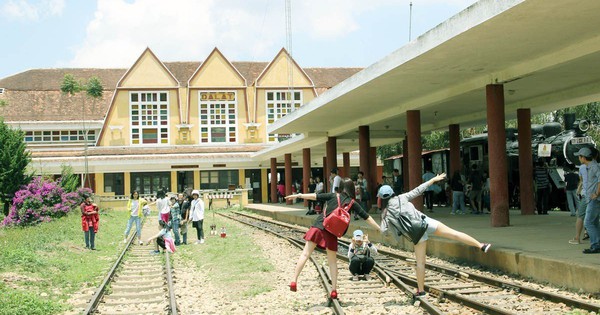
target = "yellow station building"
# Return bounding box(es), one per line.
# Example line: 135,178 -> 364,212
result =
0,47 -> 361,205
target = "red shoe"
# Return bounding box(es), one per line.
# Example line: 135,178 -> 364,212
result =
330,290 -> 338,299
289,282 -> 297,292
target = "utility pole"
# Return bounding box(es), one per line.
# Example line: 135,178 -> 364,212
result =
409,2 -> 413,41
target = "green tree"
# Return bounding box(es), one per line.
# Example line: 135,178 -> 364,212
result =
60,74 -> 104,189
59,164 -> 80,193
0,118 -> 32,215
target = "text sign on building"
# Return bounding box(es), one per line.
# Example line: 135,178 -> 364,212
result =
538,143 -> 552,157
200,92 -> 235,101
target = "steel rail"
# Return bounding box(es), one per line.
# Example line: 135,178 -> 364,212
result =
165,250 -> 178,315
83,231 -> 136,315
219,213 -> 345,315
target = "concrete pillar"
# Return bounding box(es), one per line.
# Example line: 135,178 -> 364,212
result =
170,171 -> 177,193
407,110 -> 423,210
285,153 -> 292,205
402,139 -> 409,193
124,172 -> 131,196
449,124 -> 461,176
486,84 -> 510,227
326,137 -> 337,192
261,168 -> 268,204
359,126 -> 371,201
342,152 -> 350,179
270,158 -> 278,203
303,148 -> 311,207
518,109 -> 535,215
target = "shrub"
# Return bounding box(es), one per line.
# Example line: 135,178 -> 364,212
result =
1,177 -> 91,227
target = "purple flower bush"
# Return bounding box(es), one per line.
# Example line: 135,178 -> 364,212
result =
2,177 -> 93,227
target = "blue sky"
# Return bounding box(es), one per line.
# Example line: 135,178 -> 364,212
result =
0,0 -> 477,79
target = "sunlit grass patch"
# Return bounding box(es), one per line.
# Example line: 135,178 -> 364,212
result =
178,208 -> 275,298
0,208 -> 130,314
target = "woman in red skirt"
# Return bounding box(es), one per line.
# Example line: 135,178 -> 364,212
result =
285,178 -> 380,299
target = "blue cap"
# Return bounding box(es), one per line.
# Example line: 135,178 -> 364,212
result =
353,230 -> 363,240
574,147 -> 593,158
377,185 -> 394,199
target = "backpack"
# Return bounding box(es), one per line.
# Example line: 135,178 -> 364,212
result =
382,196 -> 428,244
323,194 -> 354,238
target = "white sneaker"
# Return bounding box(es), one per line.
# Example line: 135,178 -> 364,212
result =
364,274 -> 371,281
200,239 -> 205,244
139,240 -> 144,245
352,275 -> 359,281
123,238 -> 127,244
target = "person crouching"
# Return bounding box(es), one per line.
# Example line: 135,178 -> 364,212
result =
348,229 -> 377,281
146,220 -> 176,254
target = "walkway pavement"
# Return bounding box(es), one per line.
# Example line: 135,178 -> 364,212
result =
245,202 -> 600,293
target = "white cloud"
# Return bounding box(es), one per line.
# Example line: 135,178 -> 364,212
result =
68,0 -> 478,68
1,0 -> 65,20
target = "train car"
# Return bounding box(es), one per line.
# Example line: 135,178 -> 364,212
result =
461,113 -> 596,210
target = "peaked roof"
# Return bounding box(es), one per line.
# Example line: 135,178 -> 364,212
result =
117,47 -> 179,88
0,61 -> 362,122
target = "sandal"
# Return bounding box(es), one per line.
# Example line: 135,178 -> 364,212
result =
568,239 -> 580,245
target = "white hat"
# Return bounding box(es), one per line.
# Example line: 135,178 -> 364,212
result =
192,190 -> 200,196
353,230 -> 364,241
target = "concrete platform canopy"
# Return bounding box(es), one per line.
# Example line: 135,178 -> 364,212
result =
257,0 -> 600,161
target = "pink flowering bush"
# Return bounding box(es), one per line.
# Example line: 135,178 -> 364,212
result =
2,177 -> 92,227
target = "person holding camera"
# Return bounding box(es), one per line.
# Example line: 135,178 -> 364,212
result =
348,229 -> 377,281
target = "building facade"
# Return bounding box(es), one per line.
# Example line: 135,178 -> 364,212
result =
0,47 -> 362,203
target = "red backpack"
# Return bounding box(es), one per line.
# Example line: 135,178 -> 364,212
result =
323,194 -> 354,238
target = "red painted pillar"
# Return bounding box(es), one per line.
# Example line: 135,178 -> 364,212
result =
407,110 -> 423,210
326,137 -> 337,192
285,153 -> 292,205
342,152 -> 350,179
487,84 -> 510,227
359,126 -> 371,205
449,124 -> 461,176
370,146 -> 377,201
270,158 -> 278,203
323,156 -> 328,193
402,139 -> 409,193
303,148 -> 311,207
518,109 -> 535,215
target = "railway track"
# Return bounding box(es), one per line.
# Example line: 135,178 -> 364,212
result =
83,218 -> 178,315
221,212 -> 439,315
226,210 -> 600,315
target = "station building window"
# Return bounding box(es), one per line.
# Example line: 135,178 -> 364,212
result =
130,92 -> 169,145
131,172 -> 171,195
198,91 -> 237,143
266,90 -> 302,142
104,173 -> 124,195
200,170 -> 239,190
24,130 -> 96,144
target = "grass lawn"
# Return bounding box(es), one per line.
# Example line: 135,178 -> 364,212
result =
0,208 -> 130,315
178,208 -> 275,298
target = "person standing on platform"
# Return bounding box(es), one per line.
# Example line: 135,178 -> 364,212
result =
306,177 -> 317,215
392,169 -> 403,195
285,178 -> 381,300
378,175 -> 491,297
355,171 -> 368,219
314,176 -> 324,212
450,170 -> 466,215
534,158 -> 550,215
579,148 -> 600,254
330,168 -> 342,193
422,168 -> 435,213
468,164 -> 483,214
570,155 -> 590,244
564,165 -> 580,217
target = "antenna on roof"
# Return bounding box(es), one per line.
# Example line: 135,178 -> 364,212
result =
409,2 -> 413,41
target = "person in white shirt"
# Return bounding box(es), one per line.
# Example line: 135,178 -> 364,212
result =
189,190 -> 205,244
330,168 -> 342,193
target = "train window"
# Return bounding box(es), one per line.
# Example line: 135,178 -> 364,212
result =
470,146 -> 481,161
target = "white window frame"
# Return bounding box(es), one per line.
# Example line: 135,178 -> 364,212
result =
129,91 -> 170,145
265,90 -> 302,142
198,90 -> 238,144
